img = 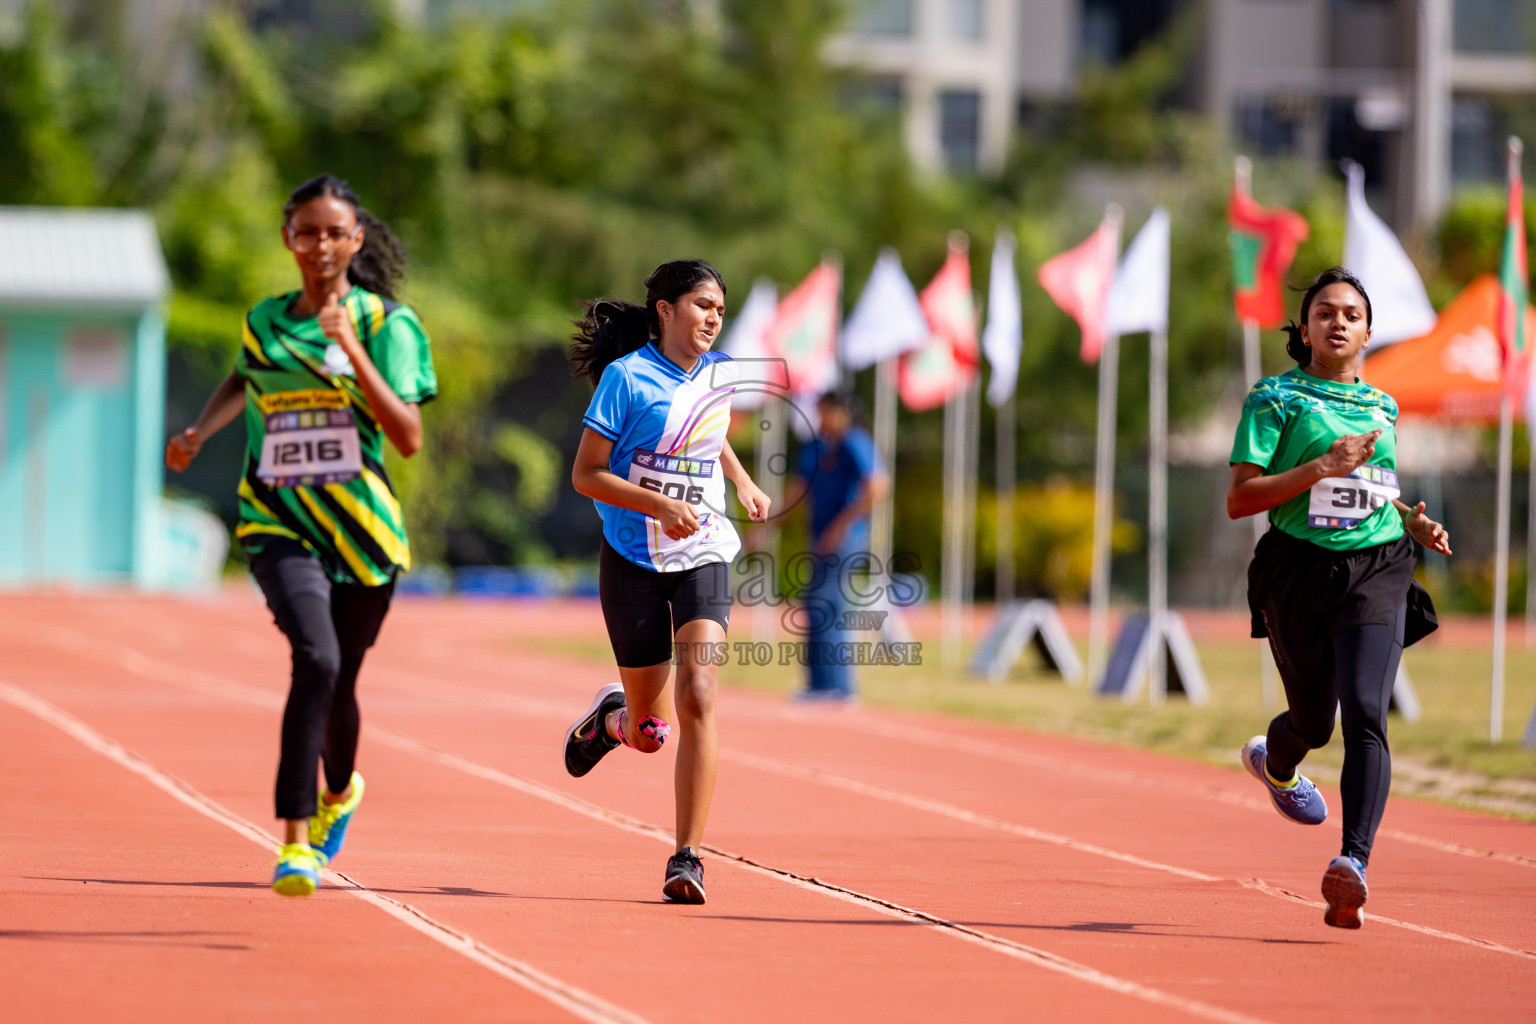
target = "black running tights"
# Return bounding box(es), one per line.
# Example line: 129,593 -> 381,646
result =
1265,604 -> 1405,867
249,539 -> 394,820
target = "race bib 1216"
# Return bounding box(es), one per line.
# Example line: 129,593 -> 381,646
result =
1307,465 -> 1400,529
257,394 -> 363,488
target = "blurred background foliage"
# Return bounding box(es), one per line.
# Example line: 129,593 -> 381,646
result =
0,0 -> 1523,602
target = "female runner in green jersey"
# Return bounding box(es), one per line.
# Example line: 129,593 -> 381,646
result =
166,175 -> 436,895
1227,267 -> 1450,929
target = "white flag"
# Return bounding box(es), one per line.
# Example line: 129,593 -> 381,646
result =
982,230 -> 1023,407
1343,161 -> 1436,347
718,278 -> 778,410
1106,206 -> 1170,336
841,248 -> 929,371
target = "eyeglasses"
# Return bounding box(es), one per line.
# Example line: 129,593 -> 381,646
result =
286,223 -> 361,253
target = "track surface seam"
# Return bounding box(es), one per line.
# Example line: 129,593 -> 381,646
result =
0,681 -> 650,1024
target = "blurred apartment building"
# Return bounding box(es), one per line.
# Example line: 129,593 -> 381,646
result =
829,0 -> 1536,232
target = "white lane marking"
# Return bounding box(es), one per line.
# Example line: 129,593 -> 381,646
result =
1238,878 -> 1536,959
0,681 -> 651,1024
724,749 -> 1218,881
16,615 -> 1534,872
362,726 -> 1274,1024
725,748 -> 1536,961
764,708 -> 1536,869
18,628 -> 1536,963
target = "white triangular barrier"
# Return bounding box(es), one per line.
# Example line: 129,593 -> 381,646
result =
1096,611 -> 1209,705
968,600 -> 1084,684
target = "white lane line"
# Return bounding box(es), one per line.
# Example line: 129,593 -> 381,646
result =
763,703 -> 1536,869
723,749 -> 1536,962
363,726 -> 1274,1024
18,615 -> 1534,872
0,681 -> 651,1024
18,628 -> 1536,964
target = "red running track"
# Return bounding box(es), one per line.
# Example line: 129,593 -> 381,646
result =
1,592 -> 1532,1023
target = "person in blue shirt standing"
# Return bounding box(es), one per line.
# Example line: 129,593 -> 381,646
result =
792,390 -> 890,702
562,259 -> 771,904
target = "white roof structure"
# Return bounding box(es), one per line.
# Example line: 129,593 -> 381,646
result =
0,207 -> 170,308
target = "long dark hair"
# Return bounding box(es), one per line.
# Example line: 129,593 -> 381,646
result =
1282,266 -> 1373,366
569,259 -> 726,385
283,174 -> 408,301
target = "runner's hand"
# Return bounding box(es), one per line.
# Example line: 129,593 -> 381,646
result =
657,498 -> 700,540
1317,430 -> 1382,477
165,427 -> 202,472
1402,501 -> 1453,556
737,480 -> 771,523
318,291 -> 359,351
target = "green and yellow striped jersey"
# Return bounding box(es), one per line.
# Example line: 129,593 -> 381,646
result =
235,287 -> 437,586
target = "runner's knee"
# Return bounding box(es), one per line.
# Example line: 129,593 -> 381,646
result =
673,672 -> 716,721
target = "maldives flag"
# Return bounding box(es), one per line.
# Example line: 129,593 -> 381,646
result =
1499,143 -> 1533,409
898,243 -> 978,411
762,260 -> 841,395
1229,187 -> 1309,328
1037,216 -> 1117,363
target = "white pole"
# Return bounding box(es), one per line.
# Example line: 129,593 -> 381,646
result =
941,391 -> 963,670
996,395 -> 1016,605
1241,318 -> 1278,709
1149,328 -> 1169,705
1493,390 -> 1514,742
1525,434 -> 1534,647
872,358 -> 898,575
1087,331 -> 1121,689
961,376 -> 981,637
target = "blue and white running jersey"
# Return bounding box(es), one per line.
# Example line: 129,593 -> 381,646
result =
582,342 -> 740,572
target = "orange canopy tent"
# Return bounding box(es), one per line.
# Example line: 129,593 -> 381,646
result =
1365,274 -> 1532,422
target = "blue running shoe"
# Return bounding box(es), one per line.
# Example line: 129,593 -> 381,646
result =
1321,855 -> 1368,929
1241,735 -> 1328,826
271,843 -> 323,897
308,771 -> 364,863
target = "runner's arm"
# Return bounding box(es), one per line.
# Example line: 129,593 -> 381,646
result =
318,293 -> 423,458
1392,499 -> 1453,556
572,428 -> 699,540
1226,429 -> 1382,519
165,371 -> 246,472
720,439 -> 770,522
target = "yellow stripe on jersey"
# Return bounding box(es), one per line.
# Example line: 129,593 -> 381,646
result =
295,488 -> 384,585
360,468 -> 405,525
323,481 -> 410,569
359,292 -> 386,339
242,318 -> 266,363
237,478 -> 285,525
235,521 -> 301,542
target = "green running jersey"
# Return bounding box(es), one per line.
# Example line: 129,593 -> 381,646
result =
1230,367 -> 1405,552
235,287 -> 437,585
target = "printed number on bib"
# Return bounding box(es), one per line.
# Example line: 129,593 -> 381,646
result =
1307,465 -> 1400,530
258,405 -> 363,488
628,449 -> 714,506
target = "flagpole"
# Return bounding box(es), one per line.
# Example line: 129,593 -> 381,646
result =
1087,207 -> 1124,690
872,358 -> 898,577
942,388 -> 963,671
1526,434 -> 1535,647
1149,326 -> 1169,705
962,375 -> 981,641
1236,155 -> 1281,712
753,395 -> 787,644
1492,135 -> 1523,742
996,394 -> 1016,606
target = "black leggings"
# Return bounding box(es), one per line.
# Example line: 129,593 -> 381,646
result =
1265,603 -> 1405,867
249,538 -> 395,820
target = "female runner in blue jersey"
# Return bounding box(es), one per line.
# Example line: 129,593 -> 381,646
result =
563,259 -> 770,903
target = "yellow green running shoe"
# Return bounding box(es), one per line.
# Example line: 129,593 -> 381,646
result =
309,772 -> 365,862
271,843 -> 323,897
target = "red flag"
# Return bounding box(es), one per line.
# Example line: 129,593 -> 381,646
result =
762,261 -> 841,395
1037,218 -> 1117,363
899,244 -> 978,411
1228,187 -> 1309,328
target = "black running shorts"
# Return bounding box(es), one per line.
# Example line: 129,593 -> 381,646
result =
598,538 -> 732,668
1247,527 -> 1436,682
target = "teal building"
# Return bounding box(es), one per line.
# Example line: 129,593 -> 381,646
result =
0,207 -> 170,587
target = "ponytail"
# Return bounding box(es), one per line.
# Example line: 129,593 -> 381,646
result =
1282,321 -> 1309,366
283,174 -> 408,301
568,258 -> 727,386
570,299 -> 653,384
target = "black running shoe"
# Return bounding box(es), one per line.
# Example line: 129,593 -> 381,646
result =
662,848 -> 706,904
563,683 -> 625,778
